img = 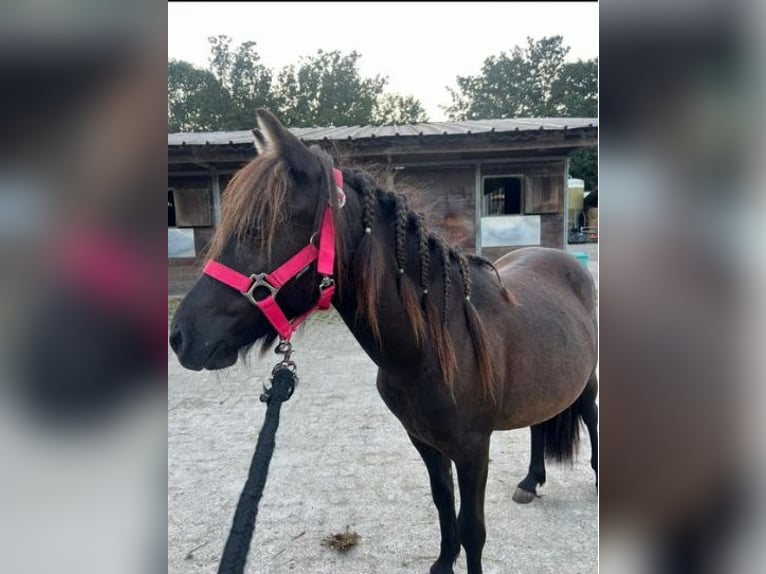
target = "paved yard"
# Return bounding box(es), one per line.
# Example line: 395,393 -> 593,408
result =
169,301 -> 598,573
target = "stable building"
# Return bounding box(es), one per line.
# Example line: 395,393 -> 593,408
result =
168,118 -> 597,294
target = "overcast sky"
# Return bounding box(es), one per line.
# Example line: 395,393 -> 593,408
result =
169,2 -> 598,122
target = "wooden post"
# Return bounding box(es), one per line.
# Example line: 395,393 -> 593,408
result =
563,157 -> 570,249
474,163 -> 482,256
211,168 -> 222,225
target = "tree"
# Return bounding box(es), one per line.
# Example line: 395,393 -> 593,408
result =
275,50 -> 387,127
568,146 -> 598,192
445,36 -> 575,119
168,60 -> 230,132
445,36 -> 598,188
555,59 -> 598,191
373,94 -> 428,125
276,50 -> 428,125
168,37 -> 429,131
207,35 -> 280,129
552,59 -> 598,117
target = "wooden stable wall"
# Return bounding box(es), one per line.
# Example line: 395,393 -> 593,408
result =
394,159 -> 567,262
395,166 -> 476,251
479,160 -> 566,261
173,186 -> 211,227
169,259 -> 201,296
168,175 -> 214,294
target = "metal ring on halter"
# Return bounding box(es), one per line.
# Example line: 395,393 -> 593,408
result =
275,340 -> 292,355
243,273 -> 279,305
336,187 -> 346,208
319,276 -> 335,293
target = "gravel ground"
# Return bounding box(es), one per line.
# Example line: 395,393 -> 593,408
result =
169,281 -> 598,574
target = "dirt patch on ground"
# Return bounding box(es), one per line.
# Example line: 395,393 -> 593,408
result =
320,528 -> 360,553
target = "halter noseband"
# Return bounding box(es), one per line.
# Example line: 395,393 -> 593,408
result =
202,168 -> 344,342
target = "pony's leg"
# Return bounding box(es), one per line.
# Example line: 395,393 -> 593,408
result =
408,434 -> 460,574
456,434 -> 491,574
512,424 -> 546,503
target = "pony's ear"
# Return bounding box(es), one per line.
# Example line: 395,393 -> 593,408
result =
252,128 -> 268,154
256,108 -> 320,182
255,108 -> 301,153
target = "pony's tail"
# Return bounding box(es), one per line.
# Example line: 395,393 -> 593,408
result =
539,404 -> 581,465
353,232 -> 383,343
464,301 -> 496,402
539,373 -> 598,465
424,294 -> 456,398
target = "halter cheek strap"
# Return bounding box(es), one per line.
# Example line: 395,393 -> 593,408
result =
201,168 -> 342,341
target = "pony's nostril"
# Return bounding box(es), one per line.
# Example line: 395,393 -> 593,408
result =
169,327 -> 183,354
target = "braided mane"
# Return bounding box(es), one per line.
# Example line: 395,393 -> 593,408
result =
205,143 -> 512,401
343,168 -> 513,401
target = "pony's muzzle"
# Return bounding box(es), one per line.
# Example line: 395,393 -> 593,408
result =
169,323 -> 184,356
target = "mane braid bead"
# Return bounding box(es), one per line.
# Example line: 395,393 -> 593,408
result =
391,192 -> 426,346
352,169 -> 384,343
414,213 -> 431,297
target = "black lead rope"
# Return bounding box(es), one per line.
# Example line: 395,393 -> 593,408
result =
218,344 -> 298,574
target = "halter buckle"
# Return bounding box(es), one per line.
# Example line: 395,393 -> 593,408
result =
244,273 -> 279,305
319,276 -> 335,293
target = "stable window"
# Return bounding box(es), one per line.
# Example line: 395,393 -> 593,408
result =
168,188 -> 196,258
482,176 -> 522,216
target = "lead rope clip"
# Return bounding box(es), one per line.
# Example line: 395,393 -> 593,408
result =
260,339 -> 298,403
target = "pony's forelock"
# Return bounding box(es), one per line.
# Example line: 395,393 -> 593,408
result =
205,146 -> 344,273
205,153 -> 291,264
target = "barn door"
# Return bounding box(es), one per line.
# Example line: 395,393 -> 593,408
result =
523,175 -> 562,214
172,187 -> 212,227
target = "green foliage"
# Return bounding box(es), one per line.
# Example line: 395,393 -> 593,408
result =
552,59 -> 598,117
208,35 -> 281,129
445,36 -> 597,119
568,147 -> 598,192
168,37 -> 429,132
168,60 -> 230,132
275,50 -> 386,127
445,36 -> 598,188
373,94 -> 428,125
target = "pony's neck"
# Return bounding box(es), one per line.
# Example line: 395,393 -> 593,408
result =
328,170 -> 506,395
331,182 -> 425,371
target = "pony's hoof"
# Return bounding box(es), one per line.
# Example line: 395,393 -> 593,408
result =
512,486 -> 538,504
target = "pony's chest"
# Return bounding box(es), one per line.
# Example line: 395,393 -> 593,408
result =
375,373 -> 460,447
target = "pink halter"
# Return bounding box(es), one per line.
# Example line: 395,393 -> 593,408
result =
202,168 -> 344,341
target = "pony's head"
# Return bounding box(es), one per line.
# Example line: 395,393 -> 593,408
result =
170,109 -> 341,370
